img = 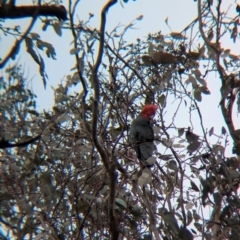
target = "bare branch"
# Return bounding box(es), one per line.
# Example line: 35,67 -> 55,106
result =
0,5 -> 68,21
91,1 -> 118,239
0,15 -> 37,69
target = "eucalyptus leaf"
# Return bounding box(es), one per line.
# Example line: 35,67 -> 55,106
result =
70,48 -> 80,55
193,89 -> 202,102
187,141 -> 201,153
53,22 -> 62,37
115,198 -> 127,209
209,127 -> 214,136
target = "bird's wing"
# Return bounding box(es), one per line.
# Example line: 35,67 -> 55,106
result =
129,119 -> 154,161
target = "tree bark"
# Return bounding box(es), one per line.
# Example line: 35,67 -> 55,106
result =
0,5 -> 68,21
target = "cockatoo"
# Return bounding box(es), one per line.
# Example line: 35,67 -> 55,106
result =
129,104 -> 158,167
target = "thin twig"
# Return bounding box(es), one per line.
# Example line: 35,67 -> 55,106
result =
0,14 -> 37,69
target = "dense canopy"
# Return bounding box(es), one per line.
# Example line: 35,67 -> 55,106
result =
0,0 -> 240,239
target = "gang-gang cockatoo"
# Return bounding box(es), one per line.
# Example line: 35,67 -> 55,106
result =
129,104 -> 158,167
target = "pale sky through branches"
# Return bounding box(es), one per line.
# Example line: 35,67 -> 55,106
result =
1,0 -> 198,109
1,0 -> 239,156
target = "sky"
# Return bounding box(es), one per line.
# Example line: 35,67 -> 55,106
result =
1,0 -> 240,156
1,0 -> 197,109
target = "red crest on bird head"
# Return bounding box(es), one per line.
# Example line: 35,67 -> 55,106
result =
141,104 -> 158,119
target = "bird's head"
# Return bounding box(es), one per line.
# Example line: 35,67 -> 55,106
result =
141,104 -> 158,119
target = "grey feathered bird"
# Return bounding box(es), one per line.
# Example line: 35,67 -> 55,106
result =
129,104 -> 158,167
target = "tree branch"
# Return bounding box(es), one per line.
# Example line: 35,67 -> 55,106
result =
198,0 -> 240,155
91,1 -> 118,239
0,14 -> 37,69
68,0 -> 89,142
142,186 -> 161,240
0,4 -> 67,69
0,5 -> 68,21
